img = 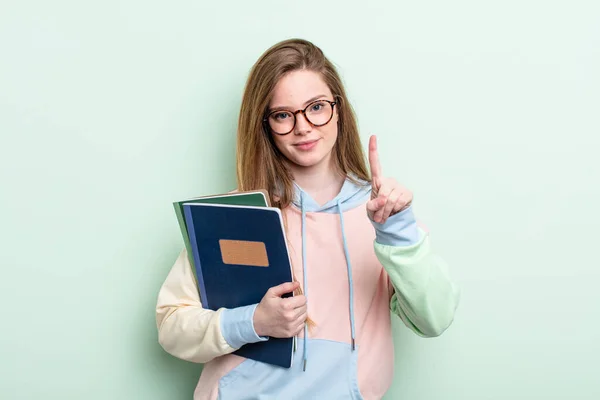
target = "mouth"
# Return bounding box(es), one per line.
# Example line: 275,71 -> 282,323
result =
293,139 -> 320,150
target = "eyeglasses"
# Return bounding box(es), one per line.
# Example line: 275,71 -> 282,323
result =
264,99 -> 337,135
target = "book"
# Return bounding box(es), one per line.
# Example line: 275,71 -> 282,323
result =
182,202 -> 295,368
173,190 -> 270,277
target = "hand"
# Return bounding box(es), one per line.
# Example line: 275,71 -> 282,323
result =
366,135 -> 413,224
253,281 -> 307,338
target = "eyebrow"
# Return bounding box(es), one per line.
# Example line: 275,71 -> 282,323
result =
268,94 -> 329,112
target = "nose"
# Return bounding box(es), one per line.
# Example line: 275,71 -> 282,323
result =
294,112 -> 312,135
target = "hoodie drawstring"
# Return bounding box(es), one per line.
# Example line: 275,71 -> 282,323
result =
299,193 -> 357,372
300,192 -> 308,371
337,200 -> 357,351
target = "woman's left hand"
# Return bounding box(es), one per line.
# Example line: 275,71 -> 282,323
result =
366,135 -> 413,224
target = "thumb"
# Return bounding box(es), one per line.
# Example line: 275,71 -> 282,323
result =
268,281 -> 300,298
366,196 -> 386,213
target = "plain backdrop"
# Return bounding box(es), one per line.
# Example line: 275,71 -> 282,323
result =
1,1 -> 599,399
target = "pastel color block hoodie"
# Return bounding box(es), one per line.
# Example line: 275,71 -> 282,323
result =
156,177 -> 460,399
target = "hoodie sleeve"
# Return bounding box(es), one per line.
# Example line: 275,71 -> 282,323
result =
371,206 -> 460,337
156,249 -> 267,363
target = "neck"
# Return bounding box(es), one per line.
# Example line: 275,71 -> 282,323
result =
289,157 -> 345,206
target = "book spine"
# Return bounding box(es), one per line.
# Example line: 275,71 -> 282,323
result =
173,202 -> 199,288
183,205 -> 209,308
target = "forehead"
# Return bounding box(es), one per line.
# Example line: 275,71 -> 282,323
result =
269,70 -> 332,108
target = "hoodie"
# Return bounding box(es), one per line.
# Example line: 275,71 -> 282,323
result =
156,176 -> 460,400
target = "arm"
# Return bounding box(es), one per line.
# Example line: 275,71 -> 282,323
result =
371,206 -> 460,337
156,249 -> 266,363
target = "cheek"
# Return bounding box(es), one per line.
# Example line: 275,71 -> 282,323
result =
325,119 -> 339,142
271,135 -> 290,154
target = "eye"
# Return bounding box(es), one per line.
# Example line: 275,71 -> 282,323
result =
272,112 -> 291,121
310,102 -> 325,112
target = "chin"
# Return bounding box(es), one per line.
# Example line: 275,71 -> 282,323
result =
288,152 -> 330,169
294,160 -> 320,168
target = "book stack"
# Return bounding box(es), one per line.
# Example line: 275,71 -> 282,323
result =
173,190 -> 295,368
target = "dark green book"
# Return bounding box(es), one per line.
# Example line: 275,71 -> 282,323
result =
173,190 -> 270,276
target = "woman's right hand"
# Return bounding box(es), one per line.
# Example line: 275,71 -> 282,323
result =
253,281 -> 307,338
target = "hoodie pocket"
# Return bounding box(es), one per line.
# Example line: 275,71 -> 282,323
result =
217,339 -> 363,400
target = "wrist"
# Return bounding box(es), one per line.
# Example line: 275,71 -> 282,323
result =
371,205 -> 420,246
253,303 -> 266,337
220,304 -> 268,349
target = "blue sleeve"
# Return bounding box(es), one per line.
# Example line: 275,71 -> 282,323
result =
219,304 -> 269,349
370,205 -> 421,246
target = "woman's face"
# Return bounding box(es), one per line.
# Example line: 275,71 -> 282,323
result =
267,70 -> 339,172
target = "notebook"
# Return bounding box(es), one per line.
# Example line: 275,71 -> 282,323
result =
182,202 -> 295,368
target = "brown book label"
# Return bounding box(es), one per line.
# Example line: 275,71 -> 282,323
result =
219,239 -> 269,267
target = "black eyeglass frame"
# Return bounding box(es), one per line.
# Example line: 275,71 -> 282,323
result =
263,99 -> 337,135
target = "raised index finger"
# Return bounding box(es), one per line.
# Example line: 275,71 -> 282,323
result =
368,134 -> 382,180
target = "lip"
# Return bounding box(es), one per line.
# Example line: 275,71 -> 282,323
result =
293,139 -> 319,150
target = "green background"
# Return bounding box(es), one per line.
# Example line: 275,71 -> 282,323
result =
1,1 -> 599,399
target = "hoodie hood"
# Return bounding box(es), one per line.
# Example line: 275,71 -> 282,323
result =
291,175 -> 372,214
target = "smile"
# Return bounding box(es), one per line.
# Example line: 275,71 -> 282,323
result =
293,139 -> 320,150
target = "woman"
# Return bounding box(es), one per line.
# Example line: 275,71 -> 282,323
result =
156,38 -> 460,399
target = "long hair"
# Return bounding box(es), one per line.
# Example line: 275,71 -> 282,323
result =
236,38 -> 370,209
